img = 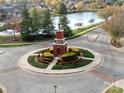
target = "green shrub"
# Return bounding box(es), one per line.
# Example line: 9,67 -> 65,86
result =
53,59 -> 92,69
105,86 -> 123,93
28,56 -> 48,68
79,49 -> 94,58
41,48 -> 53,54
61,52 -> 78,62
68,47 -> 80,56
42,51 -> 54,61
68,47 -> 79,52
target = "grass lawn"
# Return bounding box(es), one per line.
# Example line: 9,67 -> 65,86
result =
52,59 -> 92,70
0,35 -> 32,47
66,23 -> 102,40
105,86 -> 123,93
28,56 -> 49,68
72,23 -> 99,35
0,43 -> 32,47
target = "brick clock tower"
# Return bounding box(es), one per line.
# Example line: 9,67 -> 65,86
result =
53,30 -> 67,57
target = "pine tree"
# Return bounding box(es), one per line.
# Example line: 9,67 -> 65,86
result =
30,7 -> 42,34
59,15 -> 72,37
42,10 -> 54,36
21,7 -> 33,41
57,1 -> 67,15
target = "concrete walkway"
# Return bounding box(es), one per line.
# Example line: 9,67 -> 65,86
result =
0,51 -> 4,55
81,57 -> 94,60
46,57 -> 59,70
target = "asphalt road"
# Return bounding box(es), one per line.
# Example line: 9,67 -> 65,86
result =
0,29 -> 124,93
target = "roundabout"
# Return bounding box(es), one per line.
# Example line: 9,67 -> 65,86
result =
18,30 -> 103,75
0,28 -> 123,93
18,47 -> 103,75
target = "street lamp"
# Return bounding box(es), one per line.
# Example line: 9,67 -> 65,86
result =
54,85 -> 57,93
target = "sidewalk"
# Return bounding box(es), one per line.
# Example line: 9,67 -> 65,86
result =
46,57 -> 59,70
0,51 -> 4,55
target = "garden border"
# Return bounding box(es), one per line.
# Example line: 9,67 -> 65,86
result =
0,83 -> 7,93
101,79 -> 124,93
108,37 -> 124,53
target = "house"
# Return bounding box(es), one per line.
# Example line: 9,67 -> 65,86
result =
0,9 -> 7,20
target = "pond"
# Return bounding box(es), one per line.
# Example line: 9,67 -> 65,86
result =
0,12 -> 103,36
53,12 -> 103,30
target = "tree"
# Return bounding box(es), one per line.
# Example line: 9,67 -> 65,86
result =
0,0 -> 6,4
102,12 -> 124,47
30,7 -> 42,35
97,5 -> 114,22
29,6 -> 48,16
21,7 -> 34,41
57,1 -> 67,15
74,1 -> 84,11
59,15 -> 72,37
12,0 -> 29,4
114,0 -> 124,6
42,10 -> 54,36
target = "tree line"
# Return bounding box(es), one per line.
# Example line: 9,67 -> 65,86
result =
21,4 -> 72,41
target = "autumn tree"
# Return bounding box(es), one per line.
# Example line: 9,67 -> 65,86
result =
74,1 -> 84,11
97,6 -> 114,22
0,0 -> 6,4
102,12 -> 124,47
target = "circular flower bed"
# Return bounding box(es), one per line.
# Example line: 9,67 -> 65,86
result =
27,47 -> 95,69
19,46 -> 102,74
53,47 -> 94,69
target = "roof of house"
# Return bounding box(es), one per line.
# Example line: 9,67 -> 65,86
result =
0,9 -> 7,14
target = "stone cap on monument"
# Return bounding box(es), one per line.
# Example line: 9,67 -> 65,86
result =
56,30 -> 64,39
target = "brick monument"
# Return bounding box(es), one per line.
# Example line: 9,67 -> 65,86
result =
53,29 -> 67,57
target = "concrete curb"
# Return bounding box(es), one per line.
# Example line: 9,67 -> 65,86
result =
18,46 -> 103,75
0,51 -> 4,55
0,83 -> 7,93
101,79 -> 124,93
108,38 -> 124,53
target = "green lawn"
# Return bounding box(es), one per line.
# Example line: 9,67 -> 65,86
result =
0,43 -> 32,47
0,35 -> 32,47
72,23 -> 99,35
28,56 -> 49,68
105,86 -> 123,93
52,59 -> 92,70
66,23 -> 102,40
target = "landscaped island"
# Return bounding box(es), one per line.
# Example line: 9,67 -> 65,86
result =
28,47 -> 94,70
28,29 -> 94,70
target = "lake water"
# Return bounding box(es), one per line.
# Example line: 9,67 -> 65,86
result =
53,12 -> 103,30
0,12 -> 103,36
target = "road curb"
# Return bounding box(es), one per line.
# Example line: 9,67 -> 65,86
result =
108,38 -> 124,53
0,83 -> 7,93
101,79 -> 124,93
0,51 -> 4,55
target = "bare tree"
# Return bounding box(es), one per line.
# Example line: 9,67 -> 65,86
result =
102,12 -> 124,47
